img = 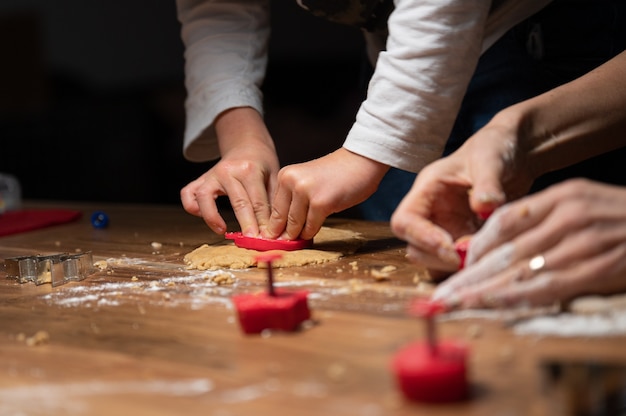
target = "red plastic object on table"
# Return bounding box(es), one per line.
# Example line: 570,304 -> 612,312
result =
0,209 -> 82,237
225,231 -> 312,251
233,290 -> 310,334
391,298 -> 469,403
232,252 -> 311,334
454,236 -> 471,270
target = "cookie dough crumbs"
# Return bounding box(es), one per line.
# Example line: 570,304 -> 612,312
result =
212,272 -> 235,285
25,330 -> 50,347
39,271 -> 51,284
416,281 -> 435,293
336,268 -> 343,273
466,323 -> 483,339
90,322 -> 101,334
371,265 -> 397,280
349,261 -> 358,271
326,362 -> 348,383
151,242 -> 163,250
381,265 -> 397,273
163,293 -> 171,301
149,281 -> 159,288
498,345 -> 514,363
301,320 -> 315,330
166,281 -> 176,287
568,295 -> 615,315
94,260 -> 108,271
131,276 -> 139,281
348,278 -> 364,293
416,268 -> 433,282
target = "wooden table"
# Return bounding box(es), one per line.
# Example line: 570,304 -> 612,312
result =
1,202 -> 625,415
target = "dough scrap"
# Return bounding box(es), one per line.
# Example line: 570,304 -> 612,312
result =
184,227 -> 364,270
568,294 -> 626,315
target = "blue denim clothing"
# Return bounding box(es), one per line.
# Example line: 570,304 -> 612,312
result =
356,0 -> 626,221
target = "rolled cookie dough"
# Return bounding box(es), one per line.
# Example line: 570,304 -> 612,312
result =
184,227 -> 364,270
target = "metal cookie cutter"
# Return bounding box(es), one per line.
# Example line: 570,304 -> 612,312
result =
539,359 -> 626,415
4,252 -> 95,287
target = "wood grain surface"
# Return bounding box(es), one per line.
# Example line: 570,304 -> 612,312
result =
1,201 -> 624,416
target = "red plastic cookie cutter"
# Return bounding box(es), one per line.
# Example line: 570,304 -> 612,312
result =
392,297 -> 469,403
409,298 -> 447,319
232,252 -> 311,334
224,232 -> 312,251
454,236 -> 471,270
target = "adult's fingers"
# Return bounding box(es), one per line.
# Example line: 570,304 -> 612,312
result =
405,244 -> 460,272
391,192 -> 460,270
466,143 -> 507,220
397,216 -> 460,270
466,189 -> 559,266
464,244 -> 626,308
432,242 -> 516,302
437,205 -> 572,302
439,218 -> 626,308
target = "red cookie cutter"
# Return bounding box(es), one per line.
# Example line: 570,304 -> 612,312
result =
224,232 -> 313,251
454,236 -> 471,270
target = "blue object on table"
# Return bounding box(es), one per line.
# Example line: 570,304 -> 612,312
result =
91,211 -> 109,229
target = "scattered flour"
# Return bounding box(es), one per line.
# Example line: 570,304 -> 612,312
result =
41,257 -> 239,310
40,257 -> 423,316
46,258 -> 626,338
513,310 -> 626,337
443,304 -> 626,338
0,379 -> 212,415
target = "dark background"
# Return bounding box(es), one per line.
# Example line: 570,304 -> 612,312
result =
0,0 -> 366,207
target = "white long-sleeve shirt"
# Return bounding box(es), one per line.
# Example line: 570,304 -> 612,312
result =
176,0 -> 552,172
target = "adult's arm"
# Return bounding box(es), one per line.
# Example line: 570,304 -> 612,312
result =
392,50 -> 626,273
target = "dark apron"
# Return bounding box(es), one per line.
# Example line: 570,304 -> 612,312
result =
295,0 -> 394,31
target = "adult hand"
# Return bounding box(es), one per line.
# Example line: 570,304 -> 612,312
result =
265,148 -> 388,240
180,108 -> 280,236
433,179 -> 626,309
391,120 -> 535,272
